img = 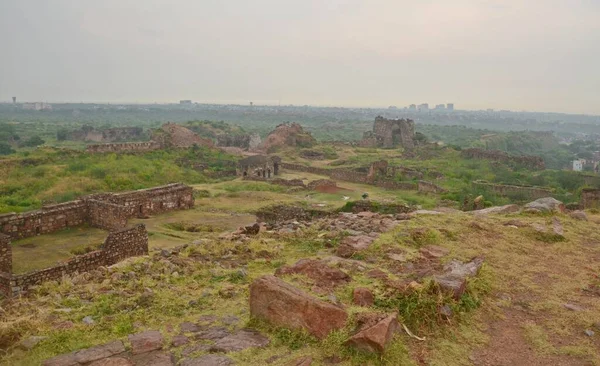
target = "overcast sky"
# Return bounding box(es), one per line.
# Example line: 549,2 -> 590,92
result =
0,0 -> 599,114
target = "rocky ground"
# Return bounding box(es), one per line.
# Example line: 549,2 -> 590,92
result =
2,197 -> 600,365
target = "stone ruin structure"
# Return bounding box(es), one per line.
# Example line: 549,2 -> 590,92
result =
216,133 -> 261,151
0,183 -> 194,297
582,188 -> 600,209
461,148 -> 545,170
69,126 -> 145,143
359,116 -> 416,149
257,123 -> 316,152
86,123 -> 214,154
472,180 -> 552,200
237,155 -> 281,178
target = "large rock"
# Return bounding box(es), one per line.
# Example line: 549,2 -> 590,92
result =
130,351 -> 174,366
569,211 -> 588,221
128,330 -> 164,355
249,275 -> 348,339
346,314 -> 399,354
352,288 -> 374,307
472,204 -> 521,215
524,197 -> 564,213
210,329 -> 270,352
434,257 -> 484,299
43,341 -> 126,366
336,235 -> 375,258
275,259 -> 351,288
88,358 -> 134,366
180,354 -> 233,366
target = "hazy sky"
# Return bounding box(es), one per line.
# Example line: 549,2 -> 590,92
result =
1,0 -> 599,114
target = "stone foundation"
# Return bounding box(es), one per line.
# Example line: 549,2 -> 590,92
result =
418,181 -> 448,194
0,225 -> 148,297
461,148 -> 545,170
472,181 -> 552,200
86,141 -> 161,154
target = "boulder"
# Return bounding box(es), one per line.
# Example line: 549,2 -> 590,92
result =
249,275 -> 348,339
336,235 -> 375,258
524,197 -> 564,213
569,211 -> 588,221
472,204 -> 521,215
275,259 -> 351,288
43,341 -> 126,366
353,288 -> 374,307
210,329 -> 270,352
128,330 -> 163,355
193,326 -> 231,340
346,314 -> 399,354
434,257 -> 484,299
130,351 -> 175,366
171,335 -> 190,347
419,245 -> 450,259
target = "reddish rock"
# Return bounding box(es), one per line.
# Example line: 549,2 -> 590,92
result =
249,275 -> 348,339
275,259 -> 351,288
352,288 -> 374,307
43,341 -> 126,366
346,314 -> 399,353
434,257 -> 484,299
180,354 -> 233,366
171,335 -> 190,347
366,269 -> 388,280
88,357 -> 134,366
179,322 -> 201,333
419,245 -> 450,259
193,326 -> 230,340
130,351 -> 175,366
336,235 -> 375,258
210,329 -> 270,352
287,356 -> 313,366
128,330 -> 164,355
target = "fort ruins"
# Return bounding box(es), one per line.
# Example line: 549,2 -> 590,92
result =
359,116 -> 416,149
0,183 -> 194,297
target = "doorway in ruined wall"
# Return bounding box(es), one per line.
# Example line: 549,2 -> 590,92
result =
273,162 -> 279,175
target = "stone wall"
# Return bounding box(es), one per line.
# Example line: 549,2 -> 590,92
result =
0,234 -> 11,273
461,148 -> 545,170
359,116 -> 415,149
1,224 -> 148,297
418,181 -> 448,194
255,205 -> 330,224
582,188 -> 600,209
105,183 -> 194,218
472,181 -> 552,199
0,184 -> 194,239
342,200 -> 414,214
0,201 -> 89,240
86,141 -> 161,154
87,200 -> 129,231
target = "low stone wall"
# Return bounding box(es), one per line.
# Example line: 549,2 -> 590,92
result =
341,200 -> 414,214
373,181 -> 418,190
255,204 -> 330,224
0,201 -> 89,240
307,179 -> 337,191
1,224 -> 148,297
87,200 -> 129,231
472,181 -> 552,200
418,180 -> 448,194
582,188 -> 600,209
280,163 -> 331,176
0,184 -> 194,239
0,234 -> 11,273
243,176 -> 306,188
86,141 -> 161,154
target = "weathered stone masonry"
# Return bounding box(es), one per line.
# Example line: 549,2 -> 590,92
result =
0,225 -> 148,297
582,188 -> 600,209
472,180 -> 552,200
0,183 -> 194,240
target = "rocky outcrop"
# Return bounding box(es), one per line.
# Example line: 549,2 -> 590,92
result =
152,123 -> 214,149
524,197 -> 564,213
353,287 -> 374,306
275,259 -> 351,289
258,123 -> 316,152
249,275 -> 348,339
434,257 -> 484,299
472,204 -> 521,215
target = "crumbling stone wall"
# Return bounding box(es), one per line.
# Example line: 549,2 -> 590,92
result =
238,155 -> 281,178
341,200 -> 414,214
0,184 -> 194,239
1,224 -> 148,297
70,126 -> 144,142
243,176 -> 306,188
86,141 -> 161,154
418,181 -> 448,194
472,181 -> 552,199
256,205 -> 330,224
0,201 -> 89,240
461,148 -> 545,170
87,200 -> 129,231
307,179 -> 337,191
359,116 -> 415,149
0,234 -> 11,273
582,188 -> 600,209
105,183 -> 194,218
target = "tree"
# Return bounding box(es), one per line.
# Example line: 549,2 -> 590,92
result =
22,135 -> 45,147
0,143 -> 15,155
56,129 -> 69,141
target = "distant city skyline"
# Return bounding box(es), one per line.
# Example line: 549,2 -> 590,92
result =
1,1 -> 599,115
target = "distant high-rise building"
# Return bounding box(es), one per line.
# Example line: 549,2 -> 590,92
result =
12,97 -> 16,104
418,103 -> 429,111
435,104 -> 445,110
408,104 -> 417,111
446,103 -> 454,111
179,100 -> 192,105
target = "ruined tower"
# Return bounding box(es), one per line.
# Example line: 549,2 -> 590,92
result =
360,116 -> 416,149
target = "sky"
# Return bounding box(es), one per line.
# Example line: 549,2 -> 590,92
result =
0,0 -> 599,114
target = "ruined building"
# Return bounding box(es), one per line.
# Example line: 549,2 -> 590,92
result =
359,116 -> 416,149
257,123 -> 316,152
237,155 -> 281,178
